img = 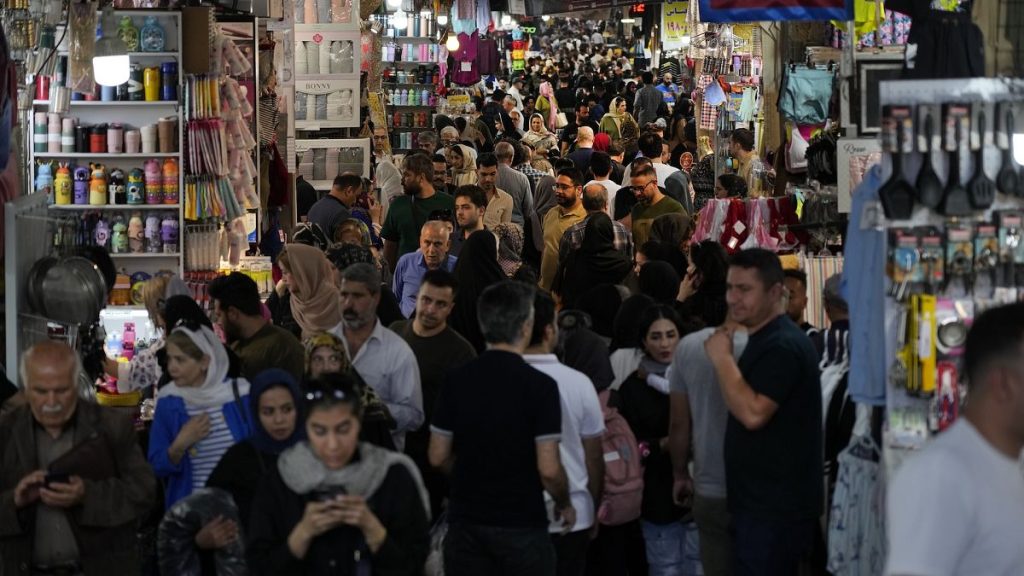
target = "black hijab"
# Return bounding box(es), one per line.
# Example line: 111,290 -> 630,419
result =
449,230 -> 506,353
574,283 -> 623,340
561,326 -> 615,392
611,293 -> 654,352
638,261 -> 681,304
556,213 -> 632,308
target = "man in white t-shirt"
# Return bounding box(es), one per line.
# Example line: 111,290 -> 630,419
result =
524,290 -> 605,576
586,150 -> 620,217
885,302 -> 1024,576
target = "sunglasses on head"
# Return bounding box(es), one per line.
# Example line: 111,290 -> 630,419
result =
304,385 -> 349,403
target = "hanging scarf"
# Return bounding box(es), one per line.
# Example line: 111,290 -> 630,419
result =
285,244 -> 344,338
278,440 -> 431,518
160,325 -> 250,407
249,369 -> 305,454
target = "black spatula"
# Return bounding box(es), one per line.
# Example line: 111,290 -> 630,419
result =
997,108 -> 1021,197
916,114 -> 944,209
879,128 -> 915,220
968,111 -> 996,209
940,133 -> 971,217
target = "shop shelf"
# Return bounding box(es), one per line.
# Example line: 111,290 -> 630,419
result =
128,52 -> 180,58
109,252 -> 181,258
48,204 -> 181,211
33,152 -> 180,159
32,100 -> 178,107
382,83 -> 441,88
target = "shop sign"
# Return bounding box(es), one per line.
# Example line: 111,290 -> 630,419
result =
447,94 -> 471,107
698,0 -> 851,22
661,0 -> 689,51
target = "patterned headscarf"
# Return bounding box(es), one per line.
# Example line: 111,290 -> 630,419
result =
493,222 -> 524,278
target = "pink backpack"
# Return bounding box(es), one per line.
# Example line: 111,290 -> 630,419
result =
596,390 -> 644,526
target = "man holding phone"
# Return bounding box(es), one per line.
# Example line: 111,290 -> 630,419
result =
0,341 -> 156,576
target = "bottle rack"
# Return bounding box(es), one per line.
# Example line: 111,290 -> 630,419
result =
28,10 -> 184,276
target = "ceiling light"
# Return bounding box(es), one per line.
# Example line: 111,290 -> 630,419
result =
541,15 -> 550,21
437,13 -> 448,25
392,10 -> 408,29
445,33 -> 460,51
386,0 -> 401,8
501,13 -> 512,26
93,6 -> 130,87
621,17 -> 635,24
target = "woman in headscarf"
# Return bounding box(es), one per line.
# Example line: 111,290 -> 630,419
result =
554,213 -> 633,309
574,283 -> 624,342
675,240 -> 729,328
278,244 -> 344,339
448,230 -> 507,353
303,333 -> 397,451
247,373 -> 429,575
599,96 -> 640,156
650,213 -> 694,255
638,260 -> 682,304
536,80 -> 561,131
521,112 -> 558,151
206,368 -> 304,528
148,324 -> 253,508
446,144 -> 478,188
493,110 -> 521,141
593,132 -> 611,153
493,222 -> 535,283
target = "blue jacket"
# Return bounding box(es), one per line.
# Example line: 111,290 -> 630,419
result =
148,393 -> 253,507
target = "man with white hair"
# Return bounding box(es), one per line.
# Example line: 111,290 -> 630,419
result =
0,341 -> 157,575
440,126 -> 460,148
566,126 -> 596,178
503,96 -> 524,132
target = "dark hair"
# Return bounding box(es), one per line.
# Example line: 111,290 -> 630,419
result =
641,71 -> 654,84
529,290 -> 557,347
332,173 -> 363,192
783,269 -> 808,288
431,153 -> 448,164
427,209 -> 454,226
477,280 -> 535,345
454,184 -> 487,209
339,263 -> 382,295
477,152 -> 499,169
717,173 -> 748,197
631,162 -> 657,181
553,158 -> 576,171
208,272 -> 261,317
689,240 -> 728,296
964,302 -> 1024,386
303,372 -> 364,417
638,260 -> 681,303
607,143 -> 624,157
684,120 -> 697,143
403,153 -> 434,181
639,241 -> 688,278
421,268 -> 458,295
638,132 -> 664,159
577,101 -> 590,113
164,295 -> 214,331
729,248 -> 784,289
636,304 -> 683,348
557,167 -> 584,187
590,151 -> 612,177
731,128 -> 755,152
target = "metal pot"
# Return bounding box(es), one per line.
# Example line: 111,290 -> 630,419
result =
38,256 -> 109,326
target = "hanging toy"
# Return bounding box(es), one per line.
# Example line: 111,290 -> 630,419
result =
128,211 -> 144,253
35,161 -> 55,204
89,163 -> 108,205
54,162 -> 71,205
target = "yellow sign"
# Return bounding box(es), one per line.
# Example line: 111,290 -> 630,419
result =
447,94 -> 471,107
662,0 -> 689,50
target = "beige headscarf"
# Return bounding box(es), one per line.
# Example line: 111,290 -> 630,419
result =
283,244 -> 343,338
449,144 -> 479,187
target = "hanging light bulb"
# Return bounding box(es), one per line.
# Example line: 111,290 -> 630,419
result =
386,0 -> 401,8
93,5 -> 130,87
437,13 -> 449,25
541,15 -> 550,22
500,13 -> 512,27
392,10 -> 408,29
445,32 -> 460,52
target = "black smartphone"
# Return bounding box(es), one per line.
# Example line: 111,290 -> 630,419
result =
44,472 -> 70,487
311,486 -> 347,502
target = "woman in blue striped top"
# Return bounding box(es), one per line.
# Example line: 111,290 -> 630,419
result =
148,324 -> 253,508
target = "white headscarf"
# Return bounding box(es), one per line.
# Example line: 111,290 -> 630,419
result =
160,325 -> 250,407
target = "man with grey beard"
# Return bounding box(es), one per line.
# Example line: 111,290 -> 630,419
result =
0,341 -> 156,575
329,263 -> 423,451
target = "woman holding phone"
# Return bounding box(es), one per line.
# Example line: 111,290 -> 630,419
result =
247,372 -> 430,575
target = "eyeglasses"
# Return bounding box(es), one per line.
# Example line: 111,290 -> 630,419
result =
553,182 -> 577,191
629,181 -> 655,193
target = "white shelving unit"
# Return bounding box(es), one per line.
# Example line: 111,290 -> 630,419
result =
29,10 -> 184,277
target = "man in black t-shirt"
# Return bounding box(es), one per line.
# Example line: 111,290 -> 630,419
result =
430,281 -> 574,576
391,270 -> 475,521
705,248 -> 822,576
559,102 -> 600,156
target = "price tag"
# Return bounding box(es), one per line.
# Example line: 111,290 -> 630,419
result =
461,62 -> 472,72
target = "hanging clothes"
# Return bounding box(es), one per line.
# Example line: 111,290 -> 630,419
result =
449,33 -> 481,86
477,38 -> 500,75
827,436 -> 886,576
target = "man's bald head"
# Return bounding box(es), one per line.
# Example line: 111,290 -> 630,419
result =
577,127 -> 595,146
582,183 -> 608,212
